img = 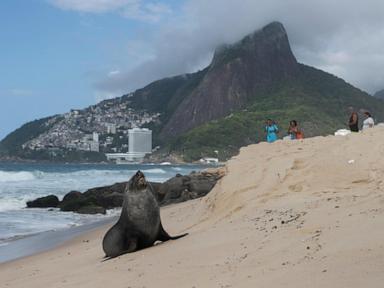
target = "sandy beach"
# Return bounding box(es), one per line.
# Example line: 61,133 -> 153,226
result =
2,127 -> 384,288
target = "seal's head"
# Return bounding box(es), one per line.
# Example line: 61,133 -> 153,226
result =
129,170 -> 147,190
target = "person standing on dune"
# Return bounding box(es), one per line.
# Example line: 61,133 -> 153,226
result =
287,120 -> 303,140
265,119 -> 279,143
362,112 -> 374,130
348,111 -> 359,132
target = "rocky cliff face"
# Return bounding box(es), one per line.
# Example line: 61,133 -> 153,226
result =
160,22 -> 299,138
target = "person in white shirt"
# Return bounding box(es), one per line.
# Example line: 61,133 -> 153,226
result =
362,112 -> 374,130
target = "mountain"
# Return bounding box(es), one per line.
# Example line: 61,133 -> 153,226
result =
2,21 -> 384,162
161,22 -> 299,138
174,64 -> 384,160
373,89 -> 384,99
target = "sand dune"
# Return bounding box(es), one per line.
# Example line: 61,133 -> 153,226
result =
2,127 -> 384,288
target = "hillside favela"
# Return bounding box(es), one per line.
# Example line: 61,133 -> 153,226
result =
1,1 -> 384,287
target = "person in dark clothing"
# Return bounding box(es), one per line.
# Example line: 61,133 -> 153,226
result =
348,112 -> 359,132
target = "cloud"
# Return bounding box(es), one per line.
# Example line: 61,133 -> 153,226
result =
108,70 -> 121,77
0,89 -> 35,97
50,0 -> 132,13
50,0 -> 172,22
122,2 -> 172,22
94,0 -> 384,98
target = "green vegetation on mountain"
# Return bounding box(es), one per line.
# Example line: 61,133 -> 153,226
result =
125,69 -> 208,147
171,65 -> 384,161
126,69 -> 208,122
0,116 -> 60,155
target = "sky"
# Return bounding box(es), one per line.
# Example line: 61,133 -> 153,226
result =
1,0 -> 384,139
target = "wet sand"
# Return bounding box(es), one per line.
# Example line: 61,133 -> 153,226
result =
0,218 -> 116,264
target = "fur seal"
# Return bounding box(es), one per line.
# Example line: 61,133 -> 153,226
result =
102,170 -> 188,258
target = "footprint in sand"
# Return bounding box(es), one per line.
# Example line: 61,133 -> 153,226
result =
291,159 -> 306,170
289,183 -> 304,192
352,178 -> 371,184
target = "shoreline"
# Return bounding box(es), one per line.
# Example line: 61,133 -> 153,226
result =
2,128 -> 384,287
0,216 -> 116,264
0,164 -> 216,263
0,165 -> 223,264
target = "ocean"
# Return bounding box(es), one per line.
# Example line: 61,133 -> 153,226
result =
0,162 -> 206,247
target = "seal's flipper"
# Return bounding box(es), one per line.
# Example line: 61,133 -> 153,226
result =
102,223 -> 126,258
157,224 -> 188,242
167,233 -> 189,240
102,237 -> 138,261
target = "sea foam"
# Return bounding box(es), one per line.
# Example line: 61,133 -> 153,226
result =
0,171 -> 37,182
0,163 -> 204,245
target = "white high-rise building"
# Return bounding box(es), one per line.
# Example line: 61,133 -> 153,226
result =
93,132 -> 99,142
128,128 -> 152,154
106,128 -> 152,164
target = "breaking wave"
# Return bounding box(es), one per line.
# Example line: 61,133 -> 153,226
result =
0,171 -> 37,182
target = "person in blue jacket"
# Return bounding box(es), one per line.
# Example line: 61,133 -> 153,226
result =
265,119 -> 279,143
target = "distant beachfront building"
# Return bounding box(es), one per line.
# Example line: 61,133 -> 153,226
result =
128,128 -> 152,154
106,128 -> 152,163
199,157 -> 219,164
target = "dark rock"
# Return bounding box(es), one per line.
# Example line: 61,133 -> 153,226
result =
188,177 -> 216,196
149,182 -> 163,202
26,195 -> 59,208
59,195 -> 83,211
26,168 -> 225,214
58,182 -> 127,212
83,182 -> 126,209
83,182 -> 126,198
97,192 -> 123,209
62,191 -> 82,202
159,168 -> 225,205
58,198 -> 84,212
59,194 -> 99,212
159,175 -> 191,205
58,191 -> 85,211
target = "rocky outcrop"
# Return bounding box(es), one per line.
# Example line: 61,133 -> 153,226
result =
158,169 -> 225,205
26,168 -> 226,214
57,184 -> 127,214
26,195 -> 60,208
160,22 -> 299,138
